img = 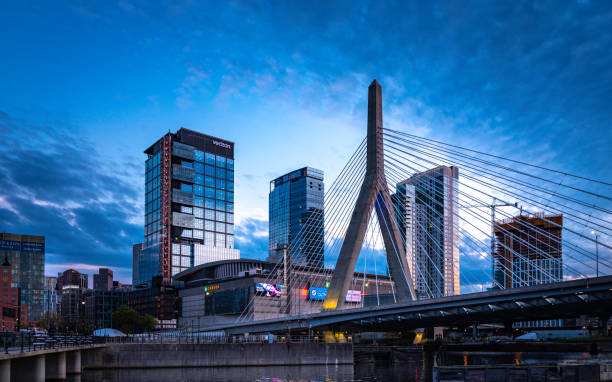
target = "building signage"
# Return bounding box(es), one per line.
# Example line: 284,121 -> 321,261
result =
346,290 -> 362,303
213,140 -> 231,149
308,287 -> 361,302
204,284 -> 220,292
22,242 -> 45,253
0,240 -> 21,251
255,283 -> 281,296
308,287 -> 327,300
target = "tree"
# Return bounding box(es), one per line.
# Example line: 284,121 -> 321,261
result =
138,314 -> 157,333
112,305 -> 138,334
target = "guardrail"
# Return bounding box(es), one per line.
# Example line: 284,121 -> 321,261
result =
100,333 -> 346,345
0,332 -> 93,354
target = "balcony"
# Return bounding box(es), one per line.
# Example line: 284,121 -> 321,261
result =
172,189 -> 194,206
172,142 -> 195,160
173,165 -> 195,183
172,212 -> 194,228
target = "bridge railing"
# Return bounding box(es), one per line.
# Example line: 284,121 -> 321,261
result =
0,331 -> 94,354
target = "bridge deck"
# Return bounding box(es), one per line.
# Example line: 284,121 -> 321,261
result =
203,275 -> 612,335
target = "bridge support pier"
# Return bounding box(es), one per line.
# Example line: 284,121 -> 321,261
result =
0,359 -> 10,381
67,350 -> 82,374
504,321 -> 514,337
472,323 -> 478,339
600,315 -> 610,337
11,354 -> 45,382
45,351 -> 66,380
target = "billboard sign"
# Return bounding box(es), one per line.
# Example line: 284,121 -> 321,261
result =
346,290 -> 362,303
255,283 -> 281,297
308,287 -> 327,300
308,287 -> 361,302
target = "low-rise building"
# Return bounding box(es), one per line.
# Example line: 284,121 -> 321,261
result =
128,276 -> 177,329
83,289 -> 128,329
175,258 -> 394,328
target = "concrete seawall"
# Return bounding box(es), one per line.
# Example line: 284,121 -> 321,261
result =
83,343 -> 353,369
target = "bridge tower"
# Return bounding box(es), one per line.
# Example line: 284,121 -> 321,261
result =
323,79 -> 416,310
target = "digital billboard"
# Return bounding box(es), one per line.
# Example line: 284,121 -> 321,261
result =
346,290 -> 362,302
308,287 -> 327,300
308,287 -> 361,302
255,283 -> 281,296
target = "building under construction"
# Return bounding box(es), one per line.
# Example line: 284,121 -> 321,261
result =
493,213 -> 563,290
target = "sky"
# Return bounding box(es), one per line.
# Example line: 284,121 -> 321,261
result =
0,1 -> 610,288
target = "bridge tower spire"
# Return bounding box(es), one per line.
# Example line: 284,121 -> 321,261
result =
323,79 -> 416,310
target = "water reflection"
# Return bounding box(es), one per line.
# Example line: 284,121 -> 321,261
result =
75,364 -> 355,382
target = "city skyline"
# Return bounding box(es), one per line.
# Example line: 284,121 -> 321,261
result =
0,2 -> 611,287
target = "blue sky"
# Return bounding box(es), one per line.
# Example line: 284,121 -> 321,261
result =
0,1 -> 610,286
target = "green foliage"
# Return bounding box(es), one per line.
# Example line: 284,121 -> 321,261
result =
138,314 -> 157,333
38,313 -> 64,331
112,305 -> 139,334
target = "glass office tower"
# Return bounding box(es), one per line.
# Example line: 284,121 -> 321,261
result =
137,128 -> 239,286
268,167 -> 324,267
0,233 -> 45,321
393,166 -> 460,299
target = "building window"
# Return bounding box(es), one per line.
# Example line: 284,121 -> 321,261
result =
216,189 -> 225,200
205,176 -> 215,187
227,159 -> 234,170
216,222 -> 225,233
216,201 -> 226,211
205,165 -> 215,176
194,150 -> 204,162
205,187 -> 215,198
194,163 -> 204,174
216,156 -> 226,168
181,183 -> 193,192
194,185 -> 203,196
216,179 -> 226,190
205,153 -> 215,165
216,168 -> 226,179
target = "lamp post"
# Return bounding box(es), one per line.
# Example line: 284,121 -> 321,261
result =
592,231 -> 600,277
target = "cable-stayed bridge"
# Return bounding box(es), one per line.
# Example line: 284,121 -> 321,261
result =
205,79 -> 612,336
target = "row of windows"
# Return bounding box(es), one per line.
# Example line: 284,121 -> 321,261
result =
178,206 -> 234,223
180,184 -> 235,202
193,151 -> 234,170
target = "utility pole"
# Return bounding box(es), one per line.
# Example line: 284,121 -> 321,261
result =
463,198 -> 517,289
592,231 -> 600,277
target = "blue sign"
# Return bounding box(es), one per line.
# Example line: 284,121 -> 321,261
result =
308,287 -> 327,300
0,240 -> 21,251
22,242 -> 44,253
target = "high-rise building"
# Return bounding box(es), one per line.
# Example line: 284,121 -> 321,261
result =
268,167 -> 324,267
0,256 -> 20,330
493,213 -> 563,289
0,233 -> 45,321
136,128 -> 239,286
132,243 -> 143,286
93,268 -> 113,291
393,166 -> 460,299
57,269 -> 88,290
43,276 -> 58,317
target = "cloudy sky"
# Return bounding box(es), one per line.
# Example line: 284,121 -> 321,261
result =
0,1 -> 610,287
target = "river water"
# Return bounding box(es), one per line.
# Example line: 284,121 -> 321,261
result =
68,350 -> 609,382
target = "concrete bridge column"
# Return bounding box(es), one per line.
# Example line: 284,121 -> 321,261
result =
11,354 -> 45,382
45,351 -> 66,380
600,315 -> 610,337
66,350 -> 82,374
504,321 -> 514,337
0,359 -> 10,381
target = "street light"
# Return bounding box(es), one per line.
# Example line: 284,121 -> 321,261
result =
592,231 -> 600,277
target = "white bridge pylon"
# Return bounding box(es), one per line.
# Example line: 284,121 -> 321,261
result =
323,80 -> 416,310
